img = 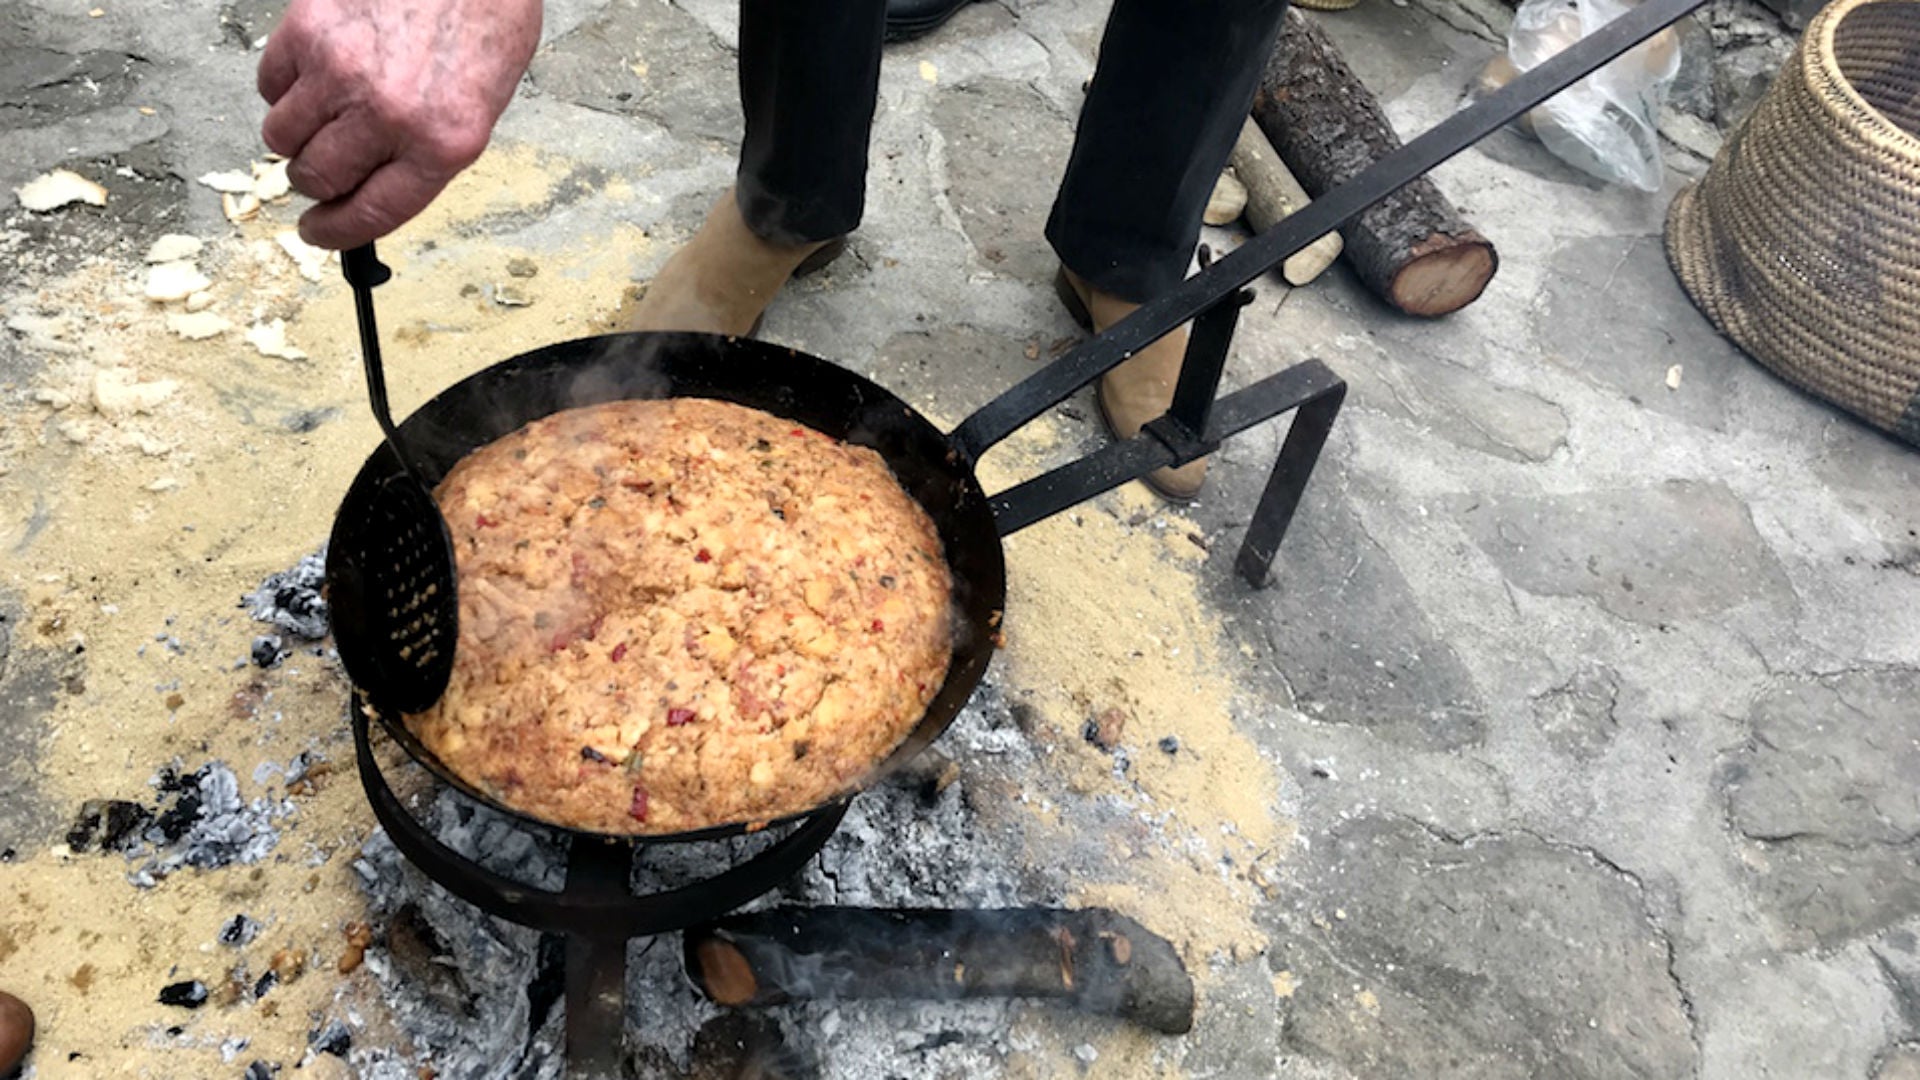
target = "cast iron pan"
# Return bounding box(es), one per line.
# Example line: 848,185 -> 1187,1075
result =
335,332 -> 1007,844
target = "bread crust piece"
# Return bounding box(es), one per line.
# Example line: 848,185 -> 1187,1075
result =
406,397 -> 953,835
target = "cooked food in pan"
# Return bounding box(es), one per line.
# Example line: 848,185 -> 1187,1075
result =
405,397 -> 953,835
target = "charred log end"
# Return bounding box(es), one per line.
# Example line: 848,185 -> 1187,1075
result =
1392,233 -> 1499,317
1075,911 -> 1196,1036
688,936 -> 760,1006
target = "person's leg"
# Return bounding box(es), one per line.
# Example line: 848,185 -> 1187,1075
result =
627,0 -> 885,335
1048,0 -> 1289,499
737,0 -> 887,245
1049,0 -> 1288,301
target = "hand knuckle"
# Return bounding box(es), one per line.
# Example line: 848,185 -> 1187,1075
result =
422,121 -> 490,171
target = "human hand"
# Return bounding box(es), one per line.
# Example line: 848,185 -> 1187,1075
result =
257,0 -> 542,249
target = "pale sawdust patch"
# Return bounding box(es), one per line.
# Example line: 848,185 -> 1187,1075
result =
972,414 -> 1294,1066
0,139 -> 641,1076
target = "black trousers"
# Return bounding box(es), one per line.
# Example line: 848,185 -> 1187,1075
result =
736,0 -> 1291,303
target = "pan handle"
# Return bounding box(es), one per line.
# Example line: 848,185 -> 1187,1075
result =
946,0 -> 1708,468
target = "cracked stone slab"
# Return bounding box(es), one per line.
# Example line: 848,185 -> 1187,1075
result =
1334,338 -> 1570,463
0,46 -> 150,128
1698,949 -> 1896,1078
1879,1045 -> 1920,1080
1268,815 -> 1695,1079
1871,926 -> 1920,1032
1531,662 -> 1623,760
1254,466 -> 1487,751
1535,235 -> 1754,432
1454,479 -> 1797,627
1723,669 -> 1920,948
929,78 -> 1074,287
527,0 -> 741,144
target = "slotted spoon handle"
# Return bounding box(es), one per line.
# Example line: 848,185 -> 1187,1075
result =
342,243 -> 416,479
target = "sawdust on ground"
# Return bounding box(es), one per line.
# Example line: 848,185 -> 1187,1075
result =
0,140 -> 641,1078
972,423 -> 1295,1076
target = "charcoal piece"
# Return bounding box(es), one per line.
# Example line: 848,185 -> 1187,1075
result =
1158,736 -> 1180,755
66,799 -> 153,853
251,970 -> 277,999
158,980 -> 208,1008
150,784 -> 204,843
309,1019 -> 351,1057
243,1062 -> 279,1080
136,762 -> 281,883
250,636 -> 286,669
219,914 -> 260,947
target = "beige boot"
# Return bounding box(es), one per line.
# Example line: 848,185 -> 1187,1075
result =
624,188 -> 845,337
1055,267 -> 1208,501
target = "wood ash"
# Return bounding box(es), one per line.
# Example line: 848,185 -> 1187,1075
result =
65,761 -> 290,887
348,682 -> 1072,1079
243,547 -> 329,642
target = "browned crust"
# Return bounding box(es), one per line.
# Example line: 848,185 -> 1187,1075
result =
407,398 -> 953,835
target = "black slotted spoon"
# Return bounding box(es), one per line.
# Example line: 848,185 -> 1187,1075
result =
325,243 -> 460,714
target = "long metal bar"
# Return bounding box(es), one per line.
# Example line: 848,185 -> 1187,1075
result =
948,0 -> 1708,464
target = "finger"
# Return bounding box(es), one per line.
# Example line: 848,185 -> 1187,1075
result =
257,29 -> 300,104
297,160 -> 449,251
261,76 -> 337,160
286,117 -> 396,204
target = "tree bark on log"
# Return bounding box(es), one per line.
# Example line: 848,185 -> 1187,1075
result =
684,907 -> 1195,1035
1252,9 -> 1499,317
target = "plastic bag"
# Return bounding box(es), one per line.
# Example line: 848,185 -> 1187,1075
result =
1505,0 -> 1681,191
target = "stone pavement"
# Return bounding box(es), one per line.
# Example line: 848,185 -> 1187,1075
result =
4,0 -> 1919,1077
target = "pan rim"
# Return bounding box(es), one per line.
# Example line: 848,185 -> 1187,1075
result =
329,330 -> 1007,844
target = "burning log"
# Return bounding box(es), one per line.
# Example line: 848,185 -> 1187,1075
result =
1252,9 -> 1499,316
684,907 -> 1194,1034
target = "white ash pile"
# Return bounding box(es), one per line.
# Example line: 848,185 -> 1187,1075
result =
243,547 -> 330,669
351,792 -> 570,1080
64,761 -> 291,887
348,682 -> 1069,1079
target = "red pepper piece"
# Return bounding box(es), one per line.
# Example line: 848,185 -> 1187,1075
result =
666,707 -> 696,727
694,548 -> 712,564
869,619 -> 885,633
475,513 -> 499,528
629,784 -> 649,822
610,642 -> 628,663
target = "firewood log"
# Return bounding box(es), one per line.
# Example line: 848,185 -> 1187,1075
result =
684,907 -> 1194,1035
1252,9 -> 1499,316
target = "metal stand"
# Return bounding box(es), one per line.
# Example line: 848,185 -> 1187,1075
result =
349,707 -> 850,1076
985,281 -> 1346,588
561,839 -> 636,1076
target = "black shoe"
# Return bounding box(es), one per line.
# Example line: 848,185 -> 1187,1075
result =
884,0 -> 984,42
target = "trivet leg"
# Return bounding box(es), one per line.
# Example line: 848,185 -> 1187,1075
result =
1236,382 -> 1345,588
563,838 -> 635,1078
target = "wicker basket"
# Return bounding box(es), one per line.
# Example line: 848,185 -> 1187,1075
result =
1666,0 -> 1920,444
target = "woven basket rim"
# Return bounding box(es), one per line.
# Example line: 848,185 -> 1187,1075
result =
1809,0 -> 1920,161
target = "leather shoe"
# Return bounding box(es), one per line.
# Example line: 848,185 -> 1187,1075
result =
1055,268 -> 1208,502
885,0 -> 985,42
624,188 -> 846,338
